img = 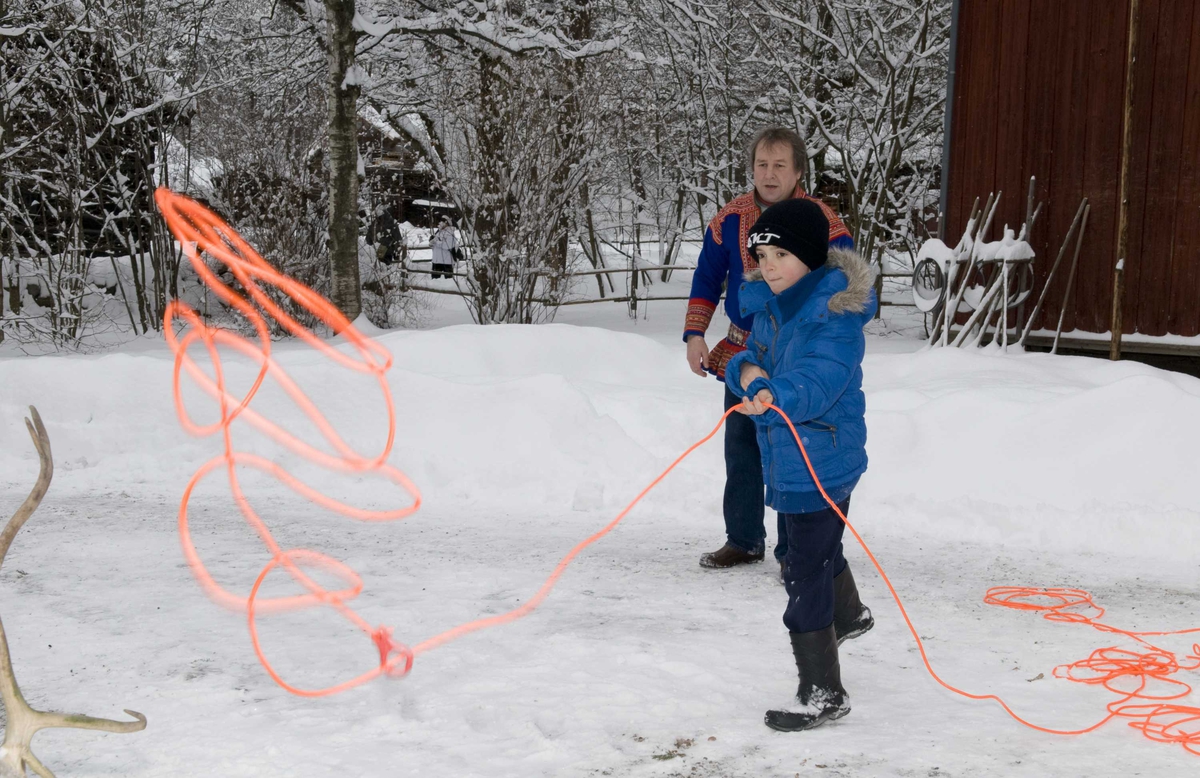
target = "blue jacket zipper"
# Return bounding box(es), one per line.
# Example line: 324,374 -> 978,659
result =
767,310 -> 780,487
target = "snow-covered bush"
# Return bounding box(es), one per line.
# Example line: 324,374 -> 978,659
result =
0,0 -> 179,348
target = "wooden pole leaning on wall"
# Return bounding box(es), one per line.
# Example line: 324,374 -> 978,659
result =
1011,182 -> 1045,347
1052,204 -> 1092,354
1018,198 -> 1088,348
943,193 -> 998,346
1056,205 -> 1094,352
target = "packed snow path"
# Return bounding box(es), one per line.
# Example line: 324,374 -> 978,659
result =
2,324 -> 1198,776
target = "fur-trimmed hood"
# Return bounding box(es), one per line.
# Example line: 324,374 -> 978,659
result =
741,247 -> 877,315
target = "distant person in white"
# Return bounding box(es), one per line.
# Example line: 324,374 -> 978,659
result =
431,217 -> 457,279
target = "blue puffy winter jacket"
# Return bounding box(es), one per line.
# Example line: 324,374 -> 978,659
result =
723,248 -> 878,513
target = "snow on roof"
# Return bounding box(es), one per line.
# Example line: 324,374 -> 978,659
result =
396,113 -> 431,145
359,104 -> 401,142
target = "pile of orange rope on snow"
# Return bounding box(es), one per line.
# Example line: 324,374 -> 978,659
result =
156,187 -> 1200,754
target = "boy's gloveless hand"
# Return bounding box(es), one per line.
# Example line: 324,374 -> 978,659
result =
736,362 -> 773,414
738,388 -> 774,416
686,335 -> 711,377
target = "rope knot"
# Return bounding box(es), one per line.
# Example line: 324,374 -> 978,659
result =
371,626 -> 413,678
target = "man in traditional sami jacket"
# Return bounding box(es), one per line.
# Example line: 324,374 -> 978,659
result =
684,126 -> 855,571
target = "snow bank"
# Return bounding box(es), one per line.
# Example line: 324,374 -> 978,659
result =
3,326 -> 1199,561
0,326 -> 722,529
863,348 -> 1200,557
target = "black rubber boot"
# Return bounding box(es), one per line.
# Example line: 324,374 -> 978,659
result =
833,563 -> 874,645
765,625 -> 850,732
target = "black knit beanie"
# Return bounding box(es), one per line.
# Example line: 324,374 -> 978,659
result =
746,198 -> 830,271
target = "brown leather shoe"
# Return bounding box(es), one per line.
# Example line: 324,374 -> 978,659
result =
699,543 -> 765,568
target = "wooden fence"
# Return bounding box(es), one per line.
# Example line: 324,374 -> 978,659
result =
380,239 -> 917,318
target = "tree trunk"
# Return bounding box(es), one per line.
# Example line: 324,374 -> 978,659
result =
325,0 -> 362,324
473,53 -> 508,321
546,0 -> 593,293
580,180 -> 610,297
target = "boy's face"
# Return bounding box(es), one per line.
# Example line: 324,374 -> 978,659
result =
755,245 -> 810,294
753,142 -> 804,204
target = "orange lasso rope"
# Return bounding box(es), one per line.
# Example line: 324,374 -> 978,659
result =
157,187 -> 421,694
154,187 -> 729,696
156,188 -> 1199,753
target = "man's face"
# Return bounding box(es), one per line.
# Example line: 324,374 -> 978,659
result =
755,245 -> 810,294
753,142 -> 803,204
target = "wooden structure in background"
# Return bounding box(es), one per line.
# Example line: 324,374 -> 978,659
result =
941,0 -> 1200,345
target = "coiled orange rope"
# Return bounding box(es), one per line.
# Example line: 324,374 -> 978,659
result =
156,187 -> 1198,754
983,587 -> 1200,751
775,397 -> 1200,756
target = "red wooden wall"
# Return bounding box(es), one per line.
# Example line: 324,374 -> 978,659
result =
946,0 -> 1200,337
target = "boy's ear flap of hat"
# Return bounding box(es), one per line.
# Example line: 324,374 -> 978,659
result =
746,198 -> 829,271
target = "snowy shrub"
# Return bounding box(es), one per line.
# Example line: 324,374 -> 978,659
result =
0,0 -> 180,348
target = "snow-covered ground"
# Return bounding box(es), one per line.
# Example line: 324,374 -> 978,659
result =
1,294 -> 1198,776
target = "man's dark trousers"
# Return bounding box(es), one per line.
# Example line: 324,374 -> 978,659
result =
723,385 -> 788,559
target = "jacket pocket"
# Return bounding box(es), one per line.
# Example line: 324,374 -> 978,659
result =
799,420 -> 838,447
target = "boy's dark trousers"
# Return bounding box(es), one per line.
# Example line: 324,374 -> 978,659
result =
431,263 -> 453,279
723,385 -> 789,560
781,497 -> 851,632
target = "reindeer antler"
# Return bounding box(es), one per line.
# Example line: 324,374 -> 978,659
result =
0,407 -> 53,569
0,406 -> 146,778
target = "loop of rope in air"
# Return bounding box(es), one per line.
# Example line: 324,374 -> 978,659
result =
156,188 -> 1198,753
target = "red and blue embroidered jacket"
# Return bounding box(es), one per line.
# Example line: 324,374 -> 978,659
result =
683,187 -> 854,379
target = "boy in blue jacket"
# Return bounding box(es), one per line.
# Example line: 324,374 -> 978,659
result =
724,198 -> 877,732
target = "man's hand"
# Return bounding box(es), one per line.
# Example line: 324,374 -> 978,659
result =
686,335 -> 711,377
737,388 -> 775,416
739,362 -> 769,392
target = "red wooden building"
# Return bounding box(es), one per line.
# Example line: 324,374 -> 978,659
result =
941,0 -> 1200,351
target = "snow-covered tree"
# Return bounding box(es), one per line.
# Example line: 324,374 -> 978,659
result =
750,0 -> 951,266
360,0 -> 618,323
2,0 -> 949,344
0,0 -> 221,348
